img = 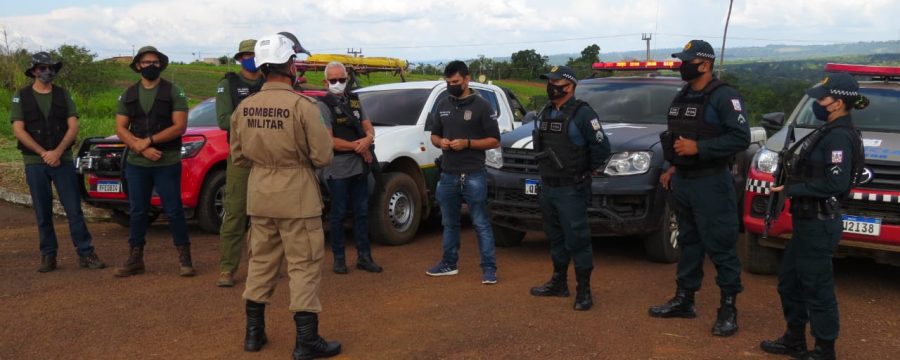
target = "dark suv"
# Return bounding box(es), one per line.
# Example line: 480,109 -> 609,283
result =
485,62 -> 766,263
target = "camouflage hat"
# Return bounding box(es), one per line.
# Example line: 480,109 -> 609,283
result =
233,39 -> 256,60
24,52 -> 63,78
130,46 -> 169,72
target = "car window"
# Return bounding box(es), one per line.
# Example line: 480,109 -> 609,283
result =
576,82 -> 682,124
474,88 -> 501,118
357,89 -> 431,126
794,87 -> 900,132
187,98 -> 217,127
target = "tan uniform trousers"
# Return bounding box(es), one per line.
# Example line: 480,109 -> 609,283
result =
242,215 -> 325,313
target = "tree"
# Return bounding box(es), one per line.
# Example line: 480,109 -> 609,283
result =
566,44 -> 601,79
50,44 -> 108,97
217,55 -> 230,65
510,49 -> 548,79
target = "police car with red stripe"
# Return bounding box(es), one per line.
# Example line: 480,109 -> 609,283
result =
486,61 -> 767,263
743,63 -> 900,273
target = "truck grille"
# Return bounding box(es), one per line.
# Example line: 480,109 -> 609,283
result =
501,148 -> 539,174
490,189 -> 649,221
843,200 -> 900,225
862,162 -> 900,190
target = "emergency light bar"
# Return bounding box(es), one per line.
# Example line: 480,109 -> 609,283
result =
824,63 -> 900,77
592,60 -> 682,71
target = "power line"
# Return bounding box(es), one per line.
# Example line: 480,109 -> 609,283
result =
313,33 -> 643,52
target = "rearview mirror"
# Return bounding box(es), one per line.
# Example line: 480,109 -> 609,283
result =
761,112 -> 785,133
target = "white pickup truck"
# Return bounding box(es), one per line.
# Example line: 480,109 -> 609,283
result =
356,80 -> 525,245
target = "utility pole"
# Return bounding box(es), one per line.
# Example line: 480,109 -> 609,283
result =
347,48 -> 362,57
642,33 -> 652,61
718,0 -> 734,77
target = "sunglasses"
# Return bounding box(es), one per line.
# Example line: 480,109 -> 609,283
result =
327,78 -> 347,85
35,65 -> 54,71
140,60 -> 161,66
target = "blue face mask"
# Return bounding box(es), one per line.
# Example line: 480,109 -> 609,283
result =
240,57 -> 257,73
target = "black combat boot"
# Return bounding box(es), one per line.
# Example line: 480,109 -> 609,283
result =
176,245 -> 195,277
712,292 -> 739,336
761,325 -> 808,357
78,251 -> 106,269
356,254 -> 383,273
38,255 -> 57,273
530,264 -> 570,297
114,245 -> 145,277
801,339 -> 836,360
292,312 -> 341,360
648,287 -> 697,318
332,256 -> 348,274
573,267 -> 593,311
244,301 -> 268,352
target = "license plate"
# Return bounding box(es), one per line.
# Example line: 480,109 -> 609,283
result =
96,181 -> 121,193
524,179 -> 539,195
842,215 -> 881,236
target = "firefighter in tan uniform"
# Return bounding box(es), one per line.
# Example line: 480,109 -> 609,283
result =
231,33 -> 341,360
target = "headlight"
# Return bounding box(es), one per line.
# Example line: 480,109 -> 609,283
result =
603,151 -> 652,176
754,148 -> 779,174
181,136 -> 206,158
485,148 -> 503,169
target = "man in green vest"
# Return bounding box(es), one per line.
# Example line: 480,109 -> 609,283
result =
216,39 -> 264,287
11,52 -> 105,272
112,46 -> 193,278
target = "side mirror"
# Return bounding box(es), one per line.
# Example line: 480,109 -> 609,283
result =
761,112 -> 785,133
522,111 -> 538,124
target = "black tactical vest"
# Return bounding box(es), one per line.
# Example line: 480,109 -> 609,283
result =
124,79 -> 181,151
224,72 -> 262,111
17,85 -> 70,156
536,100 -> 590,179
321,93 -> 365,155
663,80 -> 728,169
784,120 -> 864,192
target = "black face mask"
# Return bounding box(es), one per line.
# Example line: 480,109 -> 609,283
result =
141,65 -> 162,81
679,61 -> 703,81
546,83 -> 568,100
447,83 -> 464,97
812,101 -> 834,121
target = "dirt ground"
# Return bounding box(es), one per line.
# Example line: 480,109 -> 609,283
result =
1,201 -> 899,360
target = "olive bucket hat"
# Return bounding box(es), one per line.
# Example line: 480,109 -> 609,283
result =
24,51 -> 63,78
130,46 -> 169,72
233,39 -> 257,60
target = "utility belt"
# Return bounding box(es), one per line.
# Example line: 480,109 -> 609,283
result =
677,165 -> 728,179
541,173 -> 590,187
790,196 -> 840,220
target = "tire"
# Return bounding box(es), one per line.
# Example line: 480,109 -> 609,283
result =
493,224 -> 526,247
643,202 -> 680,264
370,172 -> 421,245
110,209 -> 159,228
196,169 -> 226,234
742,232 -> 781,275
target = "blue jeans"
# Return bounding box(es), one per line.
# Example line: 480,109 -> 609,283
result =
328,174 -> 371,258
124,162 -> 190,247
436,169 -> 496,270
24,161 -> 94,257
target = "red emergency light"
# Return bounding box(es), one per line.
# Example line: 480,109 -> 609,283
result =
824,63 -> 900,77
592,60 -> 682,71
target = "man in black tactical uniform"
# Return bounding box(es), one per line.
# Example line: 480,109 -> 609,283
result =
649,40 -> 750,336
319,61 -> 383,275
11,52 -> 105,272
761,72 -> 866,360
528,66 -> 610,311
216,39 -> 264,287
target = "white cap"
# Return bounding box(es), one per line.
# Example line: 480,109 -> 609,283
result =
253,34 -> 296,68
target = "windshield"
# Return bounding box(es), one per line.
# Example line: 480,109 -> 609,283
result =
793,87 -> 900,132
357,89 -> 431,126
187,98 -> 217,127
576,81 -> 682,124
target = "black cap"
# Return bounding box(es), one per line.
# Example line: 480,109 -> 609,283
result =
540,65 -> 577,84
671,40 -> 716,61
805,72 -> 859,100
24,52 -> 63,78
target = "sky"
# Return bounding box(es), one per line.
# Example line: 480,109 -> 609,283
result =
1,0 -> 899,63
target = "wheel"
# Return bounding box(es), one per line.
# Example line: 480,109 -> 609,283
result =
110,209 -> 159,228
643,202 -> 680,264
493,224 -> 526,247
370,172 -> 421,245
742,232 -> 781,275
196,169 -> 226,234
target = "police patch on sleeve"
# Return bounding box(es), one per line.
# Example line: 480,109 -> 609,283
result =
830,165 -> 842,176
831,150 -> 843,164
590,118 -> 601,131
731,99 -> 742,112
217,87 -> 225,94
12,96 -> 19,103
595,130 -> 605,143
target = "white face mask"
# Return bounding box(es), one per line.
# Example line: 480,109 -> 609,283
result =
328,81 -> 346,95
